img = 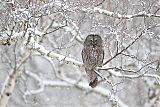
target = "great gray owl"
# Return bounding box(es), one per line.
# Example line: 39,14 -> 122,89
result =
82,34 -> 104,88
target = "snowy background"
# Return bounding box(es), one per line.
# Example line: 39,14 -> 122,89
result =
0,0 -> 160,107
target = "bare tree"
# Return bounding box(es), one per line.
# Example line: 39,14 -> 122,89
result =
0,0 -> 160,107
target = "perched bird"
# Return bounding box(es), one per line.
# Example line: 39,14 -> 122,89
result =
82,34 -> 104,88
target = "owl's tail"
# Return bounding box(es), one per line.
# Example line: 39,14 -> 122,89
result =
89,77 -> 98,88
86,69 -> 98,88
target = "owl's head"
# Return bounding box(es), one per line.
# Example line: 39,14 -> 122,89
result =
84,34 -> 103,47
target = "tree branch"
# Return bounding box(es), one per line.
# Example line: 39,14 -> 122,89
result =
103,24 -> 160,65
82,7 -> 160,19
24,70 -> 130,107
0,51 -> 31,107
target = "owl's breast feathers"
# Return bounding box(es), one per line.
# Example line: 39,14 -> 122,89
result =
88,47 -> 103,67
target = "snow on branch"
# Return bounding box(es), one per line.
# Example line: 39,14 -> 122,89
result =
103,24 -> 160,65
24,70 -> 130,107
0,23 -> 83,66
99,66 -> 160,84
82,7 -> 160,19
0,21 -> 83,46
34,42 -> 83,66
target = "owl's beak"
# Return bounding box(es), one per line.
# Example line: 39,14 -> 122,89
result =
93,40 -> 97,44
92,41 -> 97,47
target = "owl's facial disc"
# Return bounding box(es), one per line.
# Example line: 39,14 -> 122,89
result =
84,34 -> 102,47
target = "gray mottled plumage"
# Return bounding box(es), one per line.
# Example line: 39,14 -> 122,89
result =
82,34 -> 104,88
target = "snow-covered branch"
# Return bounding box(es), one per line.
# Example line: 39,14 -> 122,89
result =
0,51 -> 31,107
99,66 -> 160,83
82,7 -> 160,19
24,70 -> 130,107
34,42 -> 83,66
0,24 -> 83,68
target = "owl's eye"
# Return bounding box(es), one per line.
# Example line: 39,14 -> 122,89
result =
90,39 -> 93,42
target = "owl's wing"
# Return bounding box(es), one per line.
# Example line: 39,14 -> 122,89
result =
98,48 -> 104,67
81,48 -> 93,69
